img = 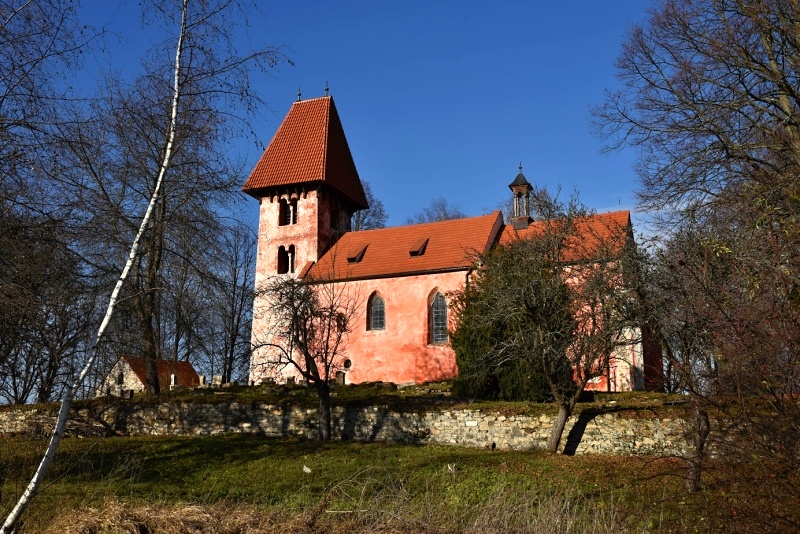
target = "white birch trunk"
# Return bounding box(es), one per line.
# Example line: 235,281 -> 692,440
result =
0,1 -> 189,530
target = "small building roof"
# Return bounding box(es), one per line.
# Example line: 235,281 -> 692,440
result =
119,355 -> 200,389
242,96 -> 368,209
499,210 -> 632,262
304,212 -> 504,282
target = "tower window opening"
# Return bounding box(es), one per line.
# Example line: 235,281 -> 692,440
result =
277,246 -> 289,274
279,199 -> 298,226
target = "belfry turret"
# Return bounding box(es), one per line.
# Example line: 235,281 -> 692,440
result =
508,163 -> 532,230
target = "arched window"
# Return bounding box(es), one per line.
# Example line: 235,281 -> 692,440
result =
429,292 -> 448,344
367,293 -> 385,331
277,246 -> 289,274
278,245 -> 295,274
278,198 -> 297,226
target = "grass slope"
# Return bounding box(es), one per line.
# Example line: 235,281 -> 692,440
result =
2,434 -> 733,533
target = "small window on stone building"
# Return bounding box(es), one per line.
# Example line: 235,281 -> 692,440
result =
367,293 -> 385,330
429,292 -> 448,344
117,372 -> 124,385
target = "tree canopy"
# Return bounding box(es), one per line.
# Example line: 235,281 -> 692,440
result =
451,194 -> 637,452
597,0 -> 800,524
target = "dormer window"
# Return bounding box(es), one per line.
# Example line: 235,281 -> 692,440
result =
347,245 -> 368,264
409,238 -> 429,257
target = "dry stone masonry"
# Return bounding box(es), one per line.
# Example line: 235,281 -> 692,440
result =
0,401 -> 686,456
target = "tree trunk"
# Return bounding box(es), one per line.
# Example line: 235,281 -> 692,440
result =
317,382 -> 332,442
686,400 -> 710,492
548,402 -> 571,453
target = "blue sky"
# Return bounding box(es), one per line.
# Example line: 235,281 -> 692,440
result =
81,1 -> 651,227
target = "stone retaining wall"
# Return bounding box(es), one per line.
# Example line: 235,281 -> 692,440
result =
0,402 -> 687,456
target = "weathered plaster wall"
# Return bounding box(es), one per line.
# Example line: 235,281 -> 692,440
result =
0,402 -> 687,456
337,271 -> 466,384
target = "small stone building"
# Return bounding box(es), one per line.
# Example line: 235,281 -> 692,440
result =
97,355 -> 200,397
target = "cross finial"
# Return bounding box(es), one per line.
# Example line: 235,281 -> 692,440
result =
519,161 -> 523,172
297,86 -> 301,101
324,81 -> 329,96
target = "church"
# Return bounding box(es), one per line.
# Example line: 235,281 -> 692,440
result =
243,95 -> 661,391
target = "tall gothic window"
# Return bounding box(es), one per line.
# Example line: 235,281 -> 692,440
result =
429,292 -> 448,344
367,293 -> 385,331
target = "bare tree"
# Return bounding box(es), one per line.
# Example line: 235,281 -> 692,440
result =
596,0 -> 800,526
1,0 -> 283,528
0,0 -> 93,203
351,181 -> 388,230
407,197 -> 466,224
451,194 -> 637,453
253,274 -> 360,441
0,210 -> 95,405
52,0 -> 284,395
595,0 -> 800,225
213,222 -> 256,383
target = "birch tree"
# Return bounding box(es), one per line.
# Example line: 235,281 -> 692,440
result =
1,0 -> 282,528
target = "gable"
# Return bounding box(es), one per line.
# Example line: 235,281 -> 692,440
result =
119,355 -> 200,389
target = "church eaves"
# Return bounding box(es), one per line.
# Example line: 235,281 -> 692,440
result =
242,96 -> 368,209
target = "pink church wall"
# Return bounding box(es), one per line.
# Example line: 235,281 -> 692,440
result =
337,271 -> 467,384
248,269 -> 467,386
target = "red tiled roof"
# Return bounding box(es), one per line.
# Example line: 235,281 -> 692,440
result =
305,212 -> 504,281
121,355 -> 200,389
499,210 -> 631,262
242,96 -> 368,209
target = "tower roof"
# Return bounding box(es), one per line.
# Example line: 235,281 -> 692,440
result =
242,96 -> 368,209
508,164 -> 531,189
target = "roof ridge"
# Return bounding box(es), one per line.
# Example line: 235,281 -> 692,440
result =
398,211 -> 501,230
339,211 -> 501,237
299,95 -> 331,104
321,97 -> 330,182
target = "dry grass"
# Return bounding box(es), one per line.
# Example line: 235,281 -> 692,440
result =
40,491 -> 630,534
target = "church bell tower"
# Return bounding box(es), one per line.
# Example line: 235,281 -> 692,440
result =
242,95 -> 368,285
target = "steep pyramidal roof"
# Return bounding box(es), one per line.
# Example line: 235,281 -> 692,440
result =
242,96 -> 368,209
